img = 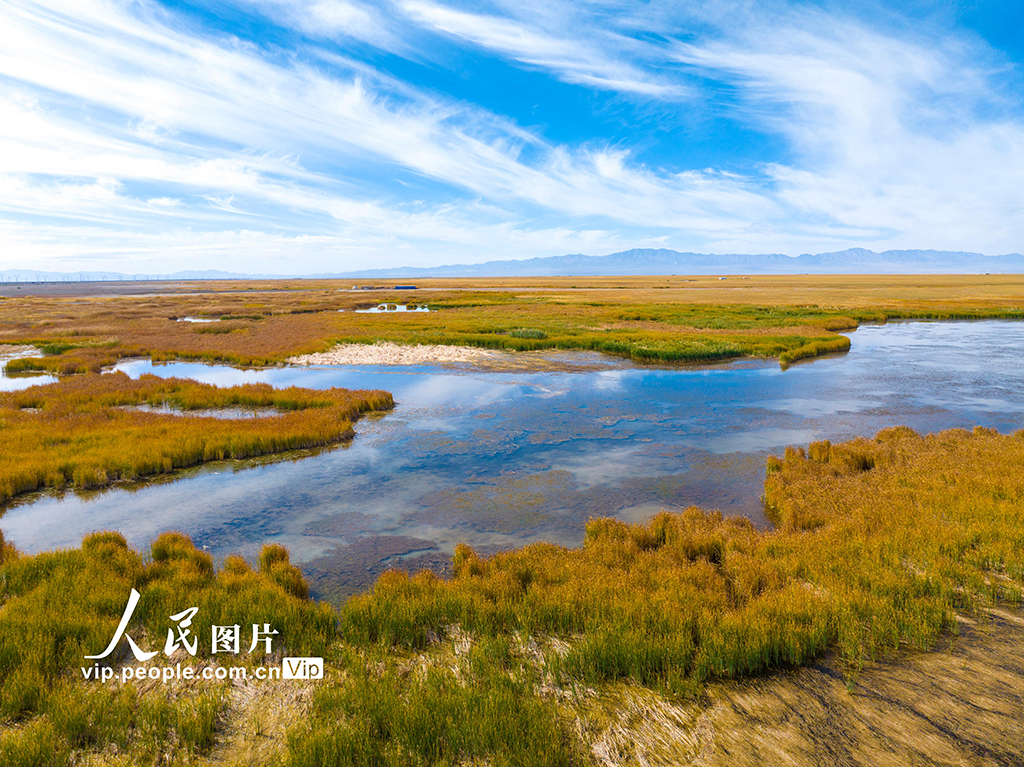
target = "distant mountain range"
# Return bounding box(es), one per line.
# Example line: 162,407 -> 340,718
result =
323,248 -> 1024,278
3,249 -> 1023,282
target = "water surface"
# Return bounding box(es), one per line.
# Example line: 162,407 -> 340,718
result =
0,346 -> 56,391
4,321 -> 1023,599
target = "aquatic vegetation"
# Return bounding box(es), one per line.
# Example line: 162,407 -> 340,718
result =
0,373 -> 393,505
342,426 -> 1023,692
624,337 -> 743,362
778,335 -> 851,367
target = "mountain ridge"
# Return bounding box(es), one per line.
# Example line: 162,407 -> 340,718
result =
3,248 -> 1022,282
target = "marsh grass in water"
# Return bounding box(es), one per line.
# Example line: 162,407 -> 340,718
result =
262,428 -> 1024,764
0,373 -> 393,505
342,426 -> 1023,695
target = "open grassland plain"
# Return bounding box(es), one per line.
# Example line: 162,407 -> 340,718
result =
0,427 -> 1021,765
0,373 -> 393,506
2,275 -> 1024,372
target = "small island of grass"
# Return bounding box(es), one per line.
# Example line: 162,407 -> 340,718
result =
0,373 -> 393,505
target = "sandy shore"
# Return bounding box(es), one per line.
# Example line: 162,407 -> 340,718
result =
289,342 -> 504,366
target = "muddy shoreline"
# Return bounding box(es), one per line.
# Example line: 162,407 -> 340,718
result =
580,606 -> 1024,766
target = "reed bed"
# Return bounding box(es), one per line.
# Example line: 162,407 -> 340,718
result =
0,373 -> 393,505
291,426 -> 1024,762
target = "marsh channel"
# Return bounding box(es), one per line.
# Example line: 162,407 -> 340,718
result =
3,320 -> 1024,601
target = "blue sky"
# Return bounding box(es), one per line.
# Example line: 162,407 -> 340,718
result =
1,0 -> 1022,274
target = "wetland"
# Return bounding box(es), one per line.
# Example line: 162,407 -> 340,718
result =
3,320 -> 1024,603
1,276 -> 1023,766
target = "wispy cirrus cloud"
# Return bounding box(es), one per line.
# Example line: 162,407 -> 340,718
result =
233,0 -> 409,52
0,0 -> 778,271
0,0 -> 1022,274
400,0 -> 687,98
668,9 -> 1024,252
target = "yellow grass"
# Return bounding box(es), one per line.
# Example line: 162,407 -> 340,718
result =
0,531 -> 334,765
343,426 -> 1024,690
0,373 -> 393,505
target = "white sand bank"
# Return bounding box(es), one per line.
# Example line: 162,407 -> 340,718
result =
289,342 -> 502,366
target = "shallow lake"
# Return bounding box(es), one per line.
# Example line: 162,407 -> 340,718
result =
4,321 -> 1024,600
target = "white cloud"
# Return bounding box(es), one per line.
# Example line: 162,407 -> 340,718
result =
0,0 -> 780,267
0,217 -> 640,273
671,11 -> 1024,253
236,0 -> 405,51
401,0 -> 686,98
0,0 -> 1022,272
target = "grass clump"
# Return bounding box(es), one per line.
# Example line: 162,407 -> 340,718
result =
0,372 -> 393,505
508,328 -> 547,339
7,344 -> 118,375
260,542 -> 310,599
778,335 -> 851,367
37,341 -> 78,356
626,338 -> 744,363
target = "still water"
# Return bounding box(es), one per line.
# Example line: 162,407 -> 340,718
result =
3,321 -> 1023,599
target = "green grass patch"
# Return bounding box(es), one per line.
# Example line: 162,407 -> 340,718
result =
287,646 -> 577,767
37,342 -> 78,356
